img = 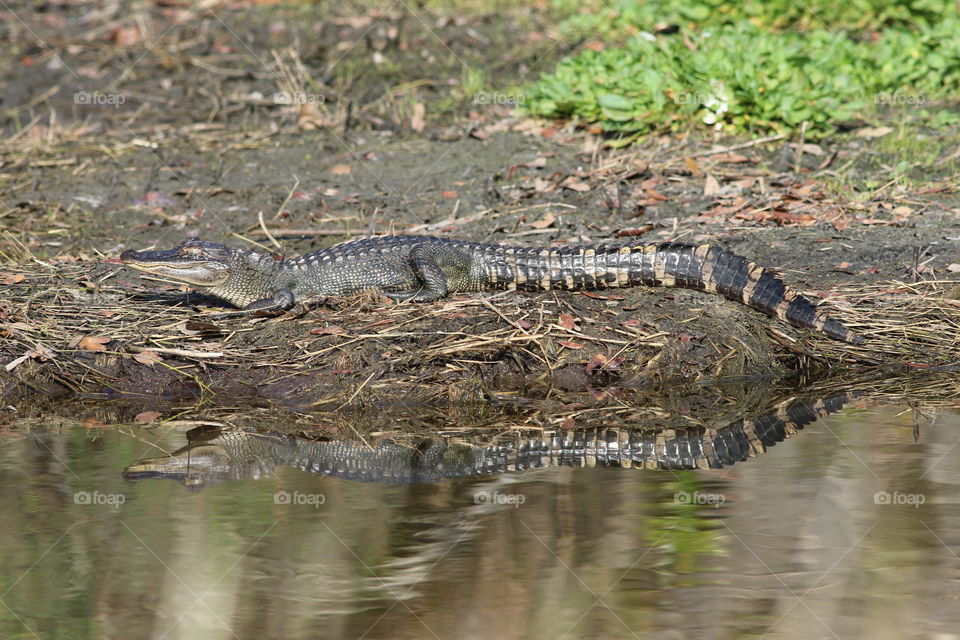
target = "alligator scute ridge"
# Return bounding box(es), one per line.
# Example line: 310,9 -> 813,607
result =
120,235 -> 864,344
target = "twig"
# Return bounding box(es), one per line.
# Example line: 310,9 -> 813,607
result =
681,134 -> 787,159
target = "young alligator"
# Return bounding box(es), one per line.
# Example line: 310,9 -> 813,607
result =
120,235 -> 863,343
122,392 -> 857,488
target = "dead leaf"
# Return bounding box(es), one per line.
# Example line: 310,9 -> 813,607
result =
558,340 -> 584,349
855,126 -> 893,138
561,178 -> 591,192
561,417 -> 576,429
330,164 -> 352,175
133,351 -> 162,366
298,103 -> 334,129
310,325 -> 347,335
947,263 -> 960,273
440,190 -> 459,200
684,156 -> 702,175
703,174 -> 721,197
78,336 -> 110,351
134,411 -> 162,424
529,212 -> 556,229
584,353 -> 608,376
0,273 -> 24,285
110,25 -> 142,46
410,102 -> 426,132
559,313 -> 577,330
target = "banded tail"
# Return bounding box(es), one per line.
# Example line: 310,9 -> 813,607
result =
477,242 -> 864,344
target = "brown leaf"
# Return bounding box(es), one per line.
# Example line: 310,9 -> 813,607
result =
684,157 -> 702,175
78,336 -> 110,351
134,411 -> 162,424
561,178 -> 591,192
703,174 -> 722,197
0,273 -> 24,285
855,126 -> 893,138
560,416 -> 576,429
440,190 -> 459,200
558,340 -> 584,349
110,25 -> 142,46
133,351 -> 162,366
410,102 -> 426,132
330,164 -> 352,175
584,353 -> 608,376
559,313 -> 577,330
529,212 -> 556,229
310,325 -> 347,335
616,226 -> 655,237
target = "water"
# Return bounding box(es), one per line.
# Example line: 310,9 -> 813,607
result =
1,402 -> 959,640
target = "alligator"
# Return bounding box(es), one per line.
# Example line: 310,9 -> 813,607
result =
122,392 -> 856,489
120,235 -> 864,343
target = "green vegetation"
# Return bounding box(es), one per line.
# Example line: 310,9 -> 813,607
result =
551,0 -> 952,37
525,1 -> 960,141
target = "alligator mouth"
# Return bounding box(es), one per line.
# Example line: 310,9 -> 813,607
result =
120,250 -> 230,287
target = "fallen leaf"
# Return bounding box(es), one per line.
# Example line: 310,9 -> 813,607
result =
561,417 -> 576,429
703,174 -> 721,197
584,353 -> 608,376
559,313 -> 577,330
78,336 -> 110,351
529,211 -> 556,229
330,164 -> 352,175
0,273 -> 24,285
855,126 -> 893,138
110,25 -> 142,46
440,190 -> 458,199
558,340 -> 584,349
410,102 -> 426,132
616,226 -> 655,237
310,325 -> 348,335
561,177 -> 591,192
947,263 -> 960,273
83,417 -> 108,429
133,351 -> 162,366
134,411 -> 162,424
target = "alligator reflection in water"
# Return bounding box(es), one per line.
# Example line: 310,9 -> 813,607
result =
123,392 -> 857,488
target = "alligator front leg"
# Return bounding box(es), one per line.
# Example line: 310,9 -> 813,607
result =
211,289 -> 296,319
383,243 -> 458,303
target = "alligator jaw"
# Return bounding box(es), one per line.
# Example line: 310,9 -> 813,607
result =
120,240 -> 232,288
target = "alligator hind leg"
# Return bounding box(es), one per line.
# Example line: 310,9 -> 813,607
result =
384,243 -> 454,303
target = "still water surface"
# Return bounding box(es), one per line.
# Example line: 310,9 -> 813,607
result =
1,405 -> 958,640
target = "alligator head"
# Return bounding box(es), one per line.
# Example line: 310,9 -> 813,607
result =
120,238 -> 278,307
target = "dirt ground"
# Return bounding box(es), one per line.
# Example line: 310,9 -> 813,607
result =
2,1 -> 959,416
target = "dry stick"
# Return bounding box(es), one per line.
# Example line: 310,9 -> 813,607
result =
680,134 -> 787,160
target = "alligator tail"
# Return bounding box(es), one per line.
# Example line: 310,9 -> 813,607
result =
497,242 -> 863,344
